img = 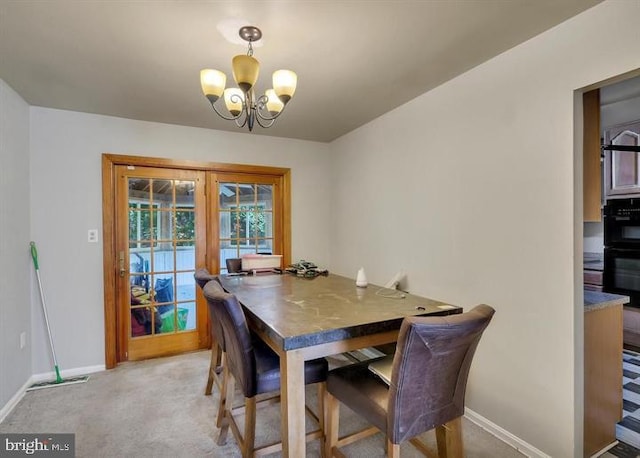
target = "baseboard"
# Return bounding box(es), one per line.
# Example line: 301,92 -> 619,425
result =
590,440 -> 618,458
0,364 -> 105,424
0,377 -> 33,424
464,407 -> 551,458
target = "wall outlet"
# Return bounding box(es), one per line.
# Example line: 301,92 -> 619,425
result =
20,331 -> 26,349
88,229 -> 99,243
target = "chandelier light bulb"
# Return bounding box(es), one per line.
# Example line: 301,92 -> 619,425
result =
232,55 -> 260,93
265,89 -> 284,115
224,88 -> 245,116
273,70 -> 297,104
200,69 -> 226,102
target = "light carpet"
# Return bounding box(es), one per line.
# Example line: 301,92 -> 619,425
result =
0,350 -> 524,457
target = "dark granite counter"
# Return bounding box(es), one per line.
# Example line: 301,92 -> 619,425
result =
584,290 -> 629,312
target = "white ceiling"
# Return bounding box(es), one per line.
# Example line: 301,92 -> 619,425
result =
0,0 -> 602,143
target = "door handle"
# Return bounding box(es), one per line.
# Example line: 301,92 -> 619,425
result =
119,251 -> 126,278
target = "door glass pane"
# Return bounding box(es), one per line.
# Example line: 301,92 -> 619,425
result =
232,210 -> 250,240
131,307 -> 153,337
156,305 -> 176,334
177,280 -> 195,302
176,243 -> 195,270
153,179 -> 173,203
220,183 -> 238,209
153,245 -> 175,272
128,179 -> 150,205
155,210 -> 173,242
180,302 -> 196,332
257,185 -> 273,210
175,180 -> 195,208
219,211 -> 232,239
129,209 -> 154,241
258,238 -> 273,254
248,210 -> 269,239
176,211 -> 195,241
264,212 -> 274,238
239,184 -> 255,205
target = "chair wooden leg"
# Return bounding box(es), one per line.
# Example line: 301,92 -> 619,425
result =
217,365 -> 234,445
205,341 -> 222,395
325,390 -> 339,458
317,383 -> 326,458
387,438 -> 400,458
435,416 -> 463,458
215,353 -> 227,428
242,397 -> 257,458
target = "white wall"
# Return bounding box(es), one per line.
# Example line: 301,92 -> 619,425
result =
29,108 -> 331,374
329,1 -> 640,457
0,80 -> 31,409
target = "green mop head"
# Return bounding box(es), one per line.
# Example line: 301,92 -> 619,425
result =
26,375 -> 90,392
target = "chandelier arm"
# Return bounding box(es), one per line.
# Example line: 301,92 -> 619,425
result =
255,115 -> 276,128
234,113 -> 249,127
254,94 -> 287,122
255,108 -> 285,122
208,99 -> 244,121
234,110 -> 249,129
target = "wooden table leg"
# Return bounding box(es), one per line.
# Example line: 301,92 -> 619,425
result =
280,349 -> 306,458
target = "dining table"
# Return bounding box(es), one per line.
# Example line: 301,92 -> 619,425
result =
218,272 -> 462,457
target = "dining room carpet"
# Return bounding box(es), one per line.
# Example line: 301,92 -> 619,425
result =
0,350 -> 525,457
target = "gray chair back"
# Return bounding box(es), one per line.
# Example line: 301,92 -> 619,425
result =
194,268 -> 217,289
388,304 -> 495,443
194,269 -> 225,351
203,280 -> 258,397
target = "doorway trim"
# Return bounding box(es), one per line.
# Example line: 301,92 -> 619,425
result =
102,153 -> 291,369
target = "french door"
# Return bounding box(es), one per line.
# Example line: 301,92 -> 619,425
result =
103,154 -> 291,368
116,165 -> 207,360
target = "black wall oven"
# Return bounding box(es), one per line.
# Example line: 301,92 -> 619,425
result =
604,198 -> 640,307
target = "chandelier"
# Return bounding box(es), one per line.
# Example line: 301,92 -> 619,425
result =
200,26 -> 297,131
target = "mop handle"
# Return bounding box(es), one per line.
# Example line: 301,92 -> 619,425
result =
30,242 -> 60,370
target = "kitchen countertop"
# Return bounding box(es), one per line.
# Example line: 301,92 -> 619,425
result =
584,290 -> 629,312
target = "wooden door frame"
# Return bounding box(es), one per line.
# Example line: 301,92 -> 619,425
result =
102,153 -> 291,369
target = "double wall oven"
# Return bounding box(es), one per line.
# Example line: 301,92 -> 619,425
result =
604,198 -> 640,307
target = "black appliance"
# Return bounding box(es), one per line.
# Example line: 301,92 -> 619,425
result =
604,198 -> 640,307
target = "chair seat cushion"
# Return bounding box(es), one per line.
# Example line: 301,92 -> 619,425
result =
327,359 -> 389,433
253,336 -> 328,395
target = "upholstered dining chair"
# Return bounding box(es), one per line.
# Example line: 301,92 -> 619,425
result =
202,280 -> 329,458
225,257 -> 242,273
324,304 -> 495,458
194,268 -> 226,424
